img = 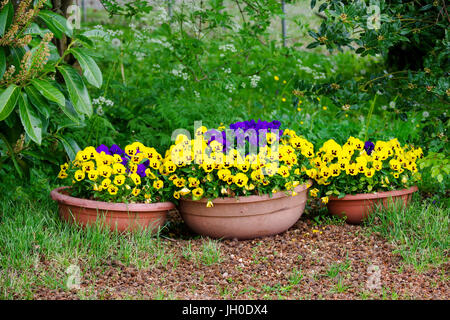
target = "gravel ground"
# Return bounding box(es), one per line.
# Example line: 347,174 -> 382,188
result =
32,211 -> 449,300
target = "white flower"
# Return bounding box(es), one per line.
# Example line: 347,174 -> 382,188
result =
93,96 -> 114,107
225,83 -> 235,93
194,91 -> 200,98
381,105 -> 387,110
135,52 -> 146,61
389,101 -> 396,109
299,66 -> 313,74
249,75 -> 260,88
180,86 -> 185,91
219,44 -> 237,53
96,106 -> 104,116
111,38 -> 121,48
422,111 -> 429,118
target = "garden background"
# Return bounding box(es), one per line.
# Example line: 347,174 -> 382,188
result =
0,0 -> 448,299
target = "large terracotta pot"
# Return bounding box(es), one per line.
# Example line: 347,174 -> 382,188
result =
50,186 -> 174,232
327,185 -> 418,224
178,182 -> 310,240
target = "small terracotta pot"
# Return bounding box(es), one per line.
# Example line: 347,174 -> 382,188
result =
178,182 -> 310,240
327,185 -> 418,224
50,186 -> 174,232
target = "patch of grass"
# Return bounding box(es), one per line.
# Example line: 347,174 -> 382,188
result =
0,197 -> 170,299
311,213 -> 347,226
288,267 -> 304,286
365,198 -> 449,271
331,278 -> 350,294
325,255 -> 352,278
199,239 -> 223,266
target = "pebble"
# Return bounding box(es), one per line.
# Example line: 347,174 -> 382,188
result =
222,272 -> 228,278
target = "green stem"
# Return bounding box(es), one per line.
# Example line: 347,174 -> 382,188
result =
0,132 -> 23,178
363,95 -> 378,142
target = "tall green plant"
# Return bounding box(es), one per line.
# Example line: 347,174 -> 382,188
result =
0,0 -> 102,178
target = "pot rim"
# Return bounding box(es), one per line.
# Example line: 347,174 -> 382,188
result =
328,185 -> 418,201
180,180 -> 311,204
50,186 -> 175,212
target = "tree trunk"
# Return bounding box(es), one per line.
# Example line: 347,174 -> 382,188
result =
51,0 -> 75,59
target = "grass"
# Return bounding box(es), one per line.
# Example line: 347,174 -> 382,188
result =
364,196 -> 449,272
180,239 -> 222,266
0,189 -> 448,299
325,255 -> 352,278
0,196 -> 170,299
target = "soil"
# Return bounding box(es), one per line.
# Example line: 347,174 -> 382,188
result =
31,211 -> 449,300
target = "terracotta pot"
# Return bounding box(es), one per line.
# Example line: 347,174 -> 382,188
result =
50,186 -> 174,232
178,182 -> 310,240
327,185 -> 418,224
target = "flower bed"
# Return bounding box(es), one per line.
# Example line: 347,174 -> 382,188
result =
53,121 -> 423,230
306,137 -> 422,223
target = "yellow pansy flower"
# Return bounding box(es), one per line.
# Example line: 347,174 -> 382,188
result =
101,178 -> 111,189
74,170 -> 85,181
87,170 -> 98,181
234,173 -> 248,188
132,188 -> 141,196
192,187 -> 204,198
153,180 -> 164,190
108,185 -> 118,195
114,174 -> 125,186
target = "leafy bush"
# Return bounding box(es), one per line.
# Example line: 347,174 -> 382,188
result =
305,0 -> 449,152
417,151 -> 449,197
0,0 -> 102,179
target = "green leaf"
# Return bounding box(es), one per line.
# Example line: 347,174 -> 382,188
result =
24,22 -> 52,37
0,84 -> 20,121
57,65 -> 93,117
0,0 -> 13,37
18,92 -> 43,145
30,79 -> 65,107
38,10 -> 73,39
436,174 -> 443,183
306,42 -> 320,49
70,48 -> 103,88
24,85 -> 51,119
0,47 -> 5,78
74,34 -> 94,48
57,135 -> 80,161
9,47 -> 26,68
60,99 -> 83,123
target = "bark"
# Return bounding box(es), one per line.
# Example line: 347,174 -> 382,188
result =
51,0 -> 75,59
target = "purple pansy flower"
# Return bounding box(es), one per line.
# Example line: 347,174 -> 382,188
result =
110,144 -> 124,155
364,141 -> 375,155
137,164 -> 147,177
96,144 -> 111,155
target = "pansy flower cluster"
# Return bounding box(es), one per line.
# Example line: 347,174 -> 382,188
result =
306,137 -> 423,202
57,142 -> 171,203
56,122 -> 423,207
206,119 -> 283,154
164,126 -> 314,206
